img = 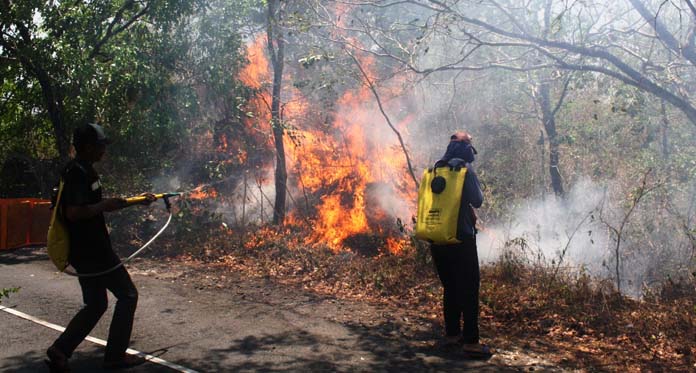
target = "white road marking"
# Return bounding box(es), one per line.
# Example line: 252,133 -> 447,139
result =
0,305 -> 198,373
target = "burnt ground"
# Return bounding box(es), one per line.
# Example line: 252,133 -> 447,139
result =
1,247 -> 563,372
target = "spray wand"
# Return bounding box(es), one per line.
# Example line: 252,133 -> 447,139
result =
126,192 -> 182,211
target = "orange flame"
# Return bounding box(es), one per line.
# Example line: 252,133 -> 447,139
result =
282,52 -> 416,252
213,31 -> 418,254
188,187 -> 219,200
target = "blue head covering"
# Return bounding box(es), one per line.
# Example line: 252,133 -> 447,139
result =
441,140 -> 475,164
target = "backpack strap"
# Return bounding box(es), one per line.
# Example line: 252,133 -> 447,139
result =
53,160 -> 87,213
433,159 -> 448,169
50,178 -> 65,224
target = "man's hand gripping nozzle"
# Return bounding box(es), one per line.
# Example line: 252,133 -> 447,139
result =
125,193 -> 181,211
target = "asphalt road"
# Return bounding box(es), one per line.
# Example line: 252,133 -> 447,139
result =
0,248 -> 560,372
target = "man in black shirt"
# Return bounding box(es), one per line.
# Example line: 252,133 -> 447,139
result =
46,123 -> 156,372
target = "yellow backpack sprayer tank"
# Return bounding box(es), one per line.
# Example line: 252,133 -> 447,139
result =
415,166 -> 467,245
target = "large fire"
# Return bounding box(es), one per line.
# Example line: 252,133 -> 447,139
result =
218,34 -> 416,254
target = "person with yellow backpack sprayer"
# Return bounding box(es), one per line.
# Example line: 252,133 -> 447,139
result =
45,123 -> 158,372
415,131 -> 491,359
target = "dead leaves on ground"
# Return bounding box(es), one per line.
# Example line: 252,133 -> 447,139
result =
150,228 -> 695,371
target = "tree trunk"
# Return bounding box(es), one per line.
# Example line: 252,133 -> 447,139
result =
267,0 -> 287,225
538,130 -> 546,195
538,82 -> 565,196
537,2 -> 564,197
31,63 -> 70,191
20,57 -> 71,165
660,99 -> 670,160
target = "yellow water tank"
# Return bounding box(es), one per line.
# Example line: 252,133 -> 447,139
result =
415,166 -> 467,245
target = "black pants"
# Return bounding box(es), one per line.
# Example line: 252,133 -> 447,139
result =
431,236 -> 480,344
52,266 -> 138,362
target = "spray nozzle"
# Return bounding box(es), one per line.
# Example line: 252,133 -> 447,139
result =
125,192 -> 181,211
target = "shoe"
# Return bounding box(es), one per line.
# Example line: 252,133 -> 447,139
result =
461,343 -> 494,360
45,345 -> 70,373
433,335 -> 461,351
103,354 -> 147,370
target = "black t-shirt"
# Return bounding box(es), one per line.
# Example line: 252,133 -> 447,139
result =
61,160 -> 120,272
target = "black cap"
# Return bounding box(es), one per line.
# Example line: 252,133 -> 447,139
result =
73,123 -> 111,148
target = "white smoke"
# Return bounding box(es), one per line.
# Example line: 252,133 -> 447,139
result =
215,169 -> 277,225
473,176 -> 696,297
152,175 -> 182,193
477,178 -> 610,274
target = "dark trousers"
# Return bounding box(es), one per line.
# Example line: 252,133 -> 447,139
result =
52,266 -> 138,362
431,236 -> 480,344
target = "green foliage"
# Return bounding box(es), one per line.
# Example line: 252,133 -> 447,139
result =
0,287 -> 20,303
1,0 -> 262,195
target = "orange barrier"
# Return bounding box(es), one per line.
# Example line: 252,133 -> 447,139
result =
0,198 -> 51,250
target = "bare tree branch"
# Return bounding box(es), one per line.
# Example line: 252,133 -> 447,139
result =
686,0 -> 696,19
345,47 -> 419,190
89,1 -> 151,59
627,0 -> 696,66
416,0 -> 696,125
